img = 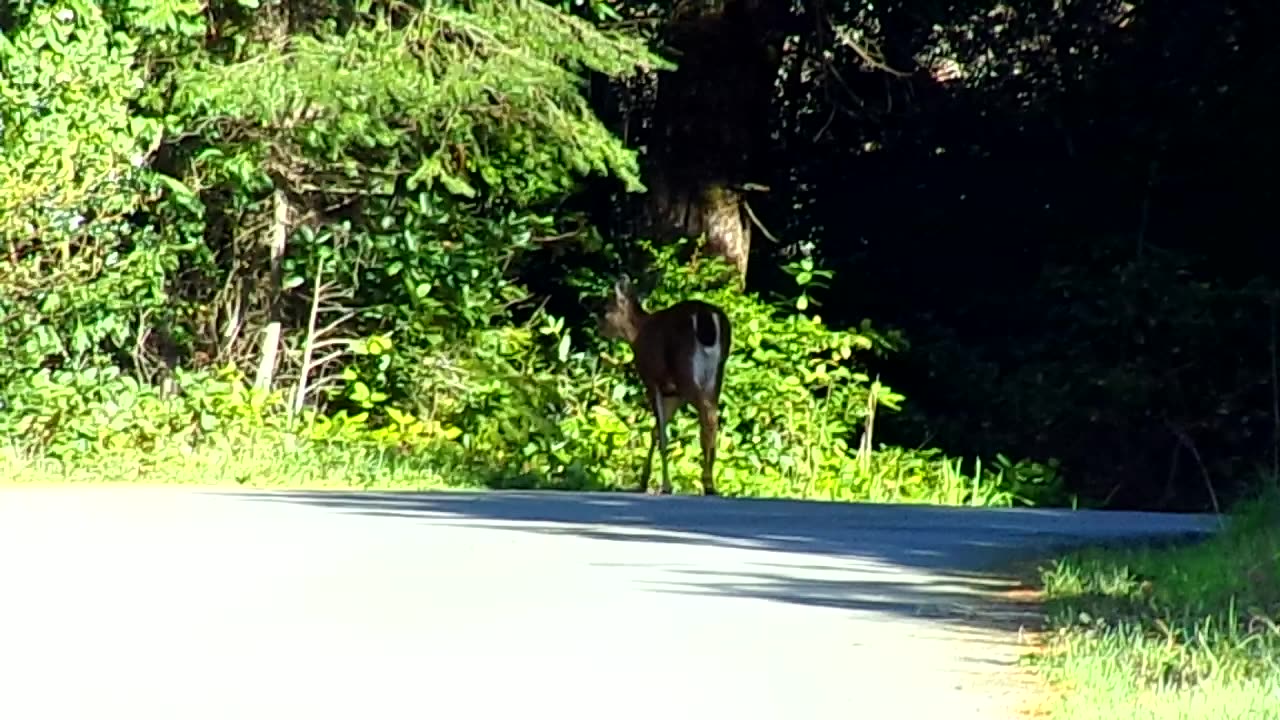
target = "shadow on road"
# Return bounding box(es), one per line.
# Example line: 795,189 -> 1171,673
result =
218,489 -> 1215,638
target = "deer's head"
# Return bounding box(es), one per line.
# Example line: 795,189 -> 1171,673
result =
600,274 -> 645,343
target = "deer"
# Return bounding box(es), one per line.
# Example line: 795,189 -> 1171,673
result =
599,274 -> 732,496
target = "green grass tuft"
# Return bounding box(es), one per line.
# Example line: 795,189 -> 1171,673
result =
0,440 -> 467,491
1034,487 -> 1280,719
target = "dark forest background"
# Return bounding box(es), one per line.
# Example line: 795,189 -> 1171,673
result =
559,0 -> 1280,511
3,0 -> 1276,511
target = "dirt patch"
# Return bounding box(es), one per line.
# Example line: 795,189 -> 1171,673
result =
987,554 -> 1059,718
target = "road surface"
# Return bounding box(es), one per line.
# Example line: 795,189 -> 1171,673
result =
0,487 -> 1219,719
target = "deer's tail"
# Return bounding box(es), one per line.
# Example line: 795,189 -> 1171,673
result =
692,308 -> 720,347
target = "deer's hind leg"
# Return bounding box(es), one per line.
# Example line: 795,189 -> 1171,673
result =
694,396 -> 720,496
640,424 -> 658,494
643,390 -> 683,494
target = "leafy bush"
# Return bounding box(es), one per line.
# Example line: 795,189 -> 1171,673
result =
345,235 -> 1063,505
0,0 -> 159,239
1,364 -> 278,462
0,360 -> 472,487
0,0 -> 202,404
0,0 -> 1060,507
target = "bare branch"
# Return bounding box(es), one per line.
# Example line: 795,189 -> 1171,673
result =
317,311 -> 359,338
829,24 -> 911,77
307,337 -> 355,353
305,349 -> 350,372
1164,419 -> 1225,523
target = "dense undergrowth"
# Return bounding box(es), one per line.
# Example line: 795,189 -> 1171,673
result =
1,239 -> 1062,505
1035,486 -> 1280,718
0,0 -> 1068,506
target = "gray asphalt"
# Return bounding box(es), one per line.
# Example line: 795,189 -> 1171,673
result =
0,487 -> 1220,719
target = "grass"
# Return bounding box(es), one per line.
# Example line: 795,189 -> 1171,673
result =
1032,487 -> 1280,719
0,425 -> 1032,505
0,439 -> 465,491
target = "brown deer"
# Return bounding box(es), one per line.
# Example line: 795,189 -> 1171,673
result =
599,275 -> 731,496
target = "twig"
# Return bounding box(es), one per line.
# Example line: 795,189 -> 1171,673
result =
813,107 -> 836,143
306,338 -> 354,352
741,197 -> 782,245
1165,420 -> 1224,522
317,311 -> 359,337
309,349 -> 350,370
829,23 -> 911,77
1271,297 -> 1280,485
1100,481 -> 1126,508
291,256 -> 328,417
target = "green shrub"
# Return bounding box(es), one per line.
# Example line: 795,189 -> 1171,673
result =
345,235 -> 1064,505
0,1 -> 1060,507
0,230 -> 1060,506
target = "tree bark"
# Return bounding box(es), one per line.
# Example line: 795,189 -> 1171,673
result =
641,0 -> 785,281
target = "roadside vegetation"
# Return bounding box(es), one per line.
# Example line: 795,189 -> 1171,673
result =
0,0 -> 1066,506
3,2 -> 1277,518
1034,486 -> 1280,719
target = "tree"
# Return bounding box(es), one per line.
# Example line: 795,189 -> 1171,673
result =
578,0 -> 924,283
637,0 -> 792,280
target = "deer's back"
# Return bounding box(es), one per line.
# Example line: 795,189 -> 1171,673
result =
633,300 -> 730,396
642,300 -> 729,345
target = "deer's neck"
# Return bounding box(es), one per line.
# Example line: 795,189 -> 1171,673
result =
620,310 -> 650,346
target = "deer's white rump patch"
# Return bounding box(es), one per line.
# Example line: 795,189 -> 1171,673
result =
690,312 -> 721,394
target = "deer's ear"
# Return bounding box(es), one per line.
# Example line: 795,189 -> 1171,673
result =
633,272 -> 657,303
614,275 -> 632,299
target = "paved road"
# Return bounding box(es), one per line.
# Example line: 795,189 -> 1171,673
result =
0,487 -> 1219,720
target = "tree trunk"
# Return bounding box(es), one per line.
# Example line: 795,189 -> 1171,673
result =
641,0 -> 785,281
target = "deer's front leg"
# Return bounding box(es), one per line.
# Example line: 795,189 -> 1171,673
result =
639,387 -> 665,493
